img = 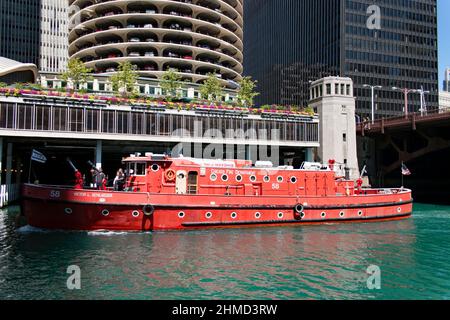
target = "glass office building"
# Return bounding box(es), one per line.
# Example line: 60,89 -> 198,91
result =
0,0 -> 41,66
444,68 -> 450,92
244,0 -> 438,118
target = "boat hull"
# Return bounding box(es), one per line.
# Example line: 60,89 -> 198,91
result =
21,184 -> 413,231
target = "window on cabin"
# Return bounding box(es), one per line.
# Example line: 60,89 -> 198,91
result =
127,162 -> 147,176
136,163 -> 146,176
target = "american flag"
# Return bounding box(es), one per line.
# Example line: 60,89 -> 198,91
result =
401,163 -> 411,176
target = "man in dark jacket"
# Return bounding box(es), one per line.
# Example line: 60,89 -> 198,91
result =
95,168 -> 106,190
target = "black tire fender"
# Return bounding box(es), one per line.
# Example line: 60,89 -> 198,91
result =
143,204 -> 155,216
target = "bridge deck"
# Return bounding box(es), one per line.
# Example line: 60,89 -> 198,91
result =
357,107 -> 450,136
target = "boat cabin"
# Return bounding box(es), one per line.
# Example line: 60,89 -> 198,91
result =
122,153 -> 357,197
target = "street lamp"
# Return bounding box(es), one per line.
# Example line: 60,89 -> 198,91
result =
416,86 -> 430,116
363,84 -> 382,124
392,87 -> 418,119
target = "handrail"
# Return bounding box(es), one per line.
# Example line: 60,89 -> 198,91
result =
357,106 -> 450,133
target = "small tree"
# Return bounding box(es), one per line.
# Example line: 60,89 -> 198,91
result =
110,61 -> 139,97
236,76 -> 259,107
61,58 -> 93,91
200,73 -> 223,104
161,68 -> 182,101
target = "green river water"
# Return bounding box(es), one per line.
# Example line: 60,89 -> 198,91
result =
0,204 -> 449,300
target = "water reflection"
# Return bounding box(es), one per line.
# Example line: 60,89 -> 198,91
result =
2,205 -> 450,300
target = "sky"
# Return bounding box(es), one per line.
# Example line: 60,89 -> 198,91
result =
438,0 -> 449,89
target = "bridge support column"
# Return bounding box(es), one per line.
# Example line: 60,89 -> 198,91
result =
95,140 -> 102,169
6,142 -> 13,186
305,148 -> 314,162
0,138 -> 3,185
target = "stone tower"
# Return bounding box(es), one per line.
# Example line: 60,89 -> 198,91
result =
309,76 -> 360,180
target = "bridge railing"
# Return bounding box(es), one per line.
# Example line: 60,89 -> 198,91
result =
0,184 -> 20,208
357,106 -> 450,134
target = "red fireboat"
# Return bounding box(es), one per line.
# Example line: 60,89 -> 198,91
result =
21,153 -> 413,231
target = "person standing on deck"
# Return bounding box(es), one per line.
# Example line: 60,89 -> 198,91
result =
113,169 -> 125,191
95,168 -> 106,190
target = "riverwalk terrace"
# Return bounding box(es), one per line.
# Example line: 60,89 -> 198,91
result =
0,89 -> 319,145
0,88 -> 314,117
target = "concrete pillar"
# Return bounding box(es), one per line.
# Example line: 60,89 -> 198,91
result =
15,157 -> 22,185
6,143 -> 13,186
305,148 -> 314,162
93,78 -> 99,91
187,87 -> 195,99
96,140 -> 102,169
0,137 -> 3,185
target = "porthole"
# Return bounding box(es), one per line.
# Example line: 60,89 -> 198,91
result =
358,210 -> 363,217
263,176 -> 270,182
151,164 -> 160,172
231,212 -> 237,219
132,210 -> 140,218
178,211 -> 185,219
250,175 -> 257,182
278,212 -> 284,219
339,211 -> 345,218
222,174 -> 229,182
64,208 -> 73,215
205,212 -> 213,219
101,209 -> 110,217
290,176 -> 298,184
277,176 -> 284,183
321,212 -> 326,218
397,207 -> 402,213
236,175 -> 243,182
210,174 -> 217,182
255,212 -> 261,219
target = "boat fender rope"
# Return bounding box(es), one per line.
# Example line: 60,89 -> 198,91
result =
165,169 -> 176,182
143,204 -> 155,216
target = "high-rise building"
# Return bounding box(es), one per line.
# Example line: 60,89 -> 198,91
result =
68,0 -> 243,88
40,0 -> 69,73
244,0 -> 439,118
444,68 -> 450,92
0,0 -> 41,66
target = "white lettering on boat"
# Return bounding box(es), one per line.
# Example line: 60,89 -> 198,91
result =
49,190 -> 61,198
211,169 -> 257,176
92,193 -> 113,198
72,192 -> 113,198
73,192 -> 87,197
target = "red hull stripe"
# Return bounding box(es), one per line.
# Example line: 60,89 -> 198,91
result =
182,212 -> 412,227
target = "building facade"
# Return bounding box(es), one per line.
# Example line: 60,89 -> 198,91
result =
68,0 -> 243,89
444,68 -> 450,92
38,72 -> 239,103
244,0 -> 439,118
439,91 -> 450,109
0,0 -> 41,66
40,0 -> 69,73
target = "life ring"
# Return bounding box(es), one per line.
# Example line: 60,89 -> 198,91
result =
143,204 -> 155,216
165,169 -> 176,182
294,204 -> 304,214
